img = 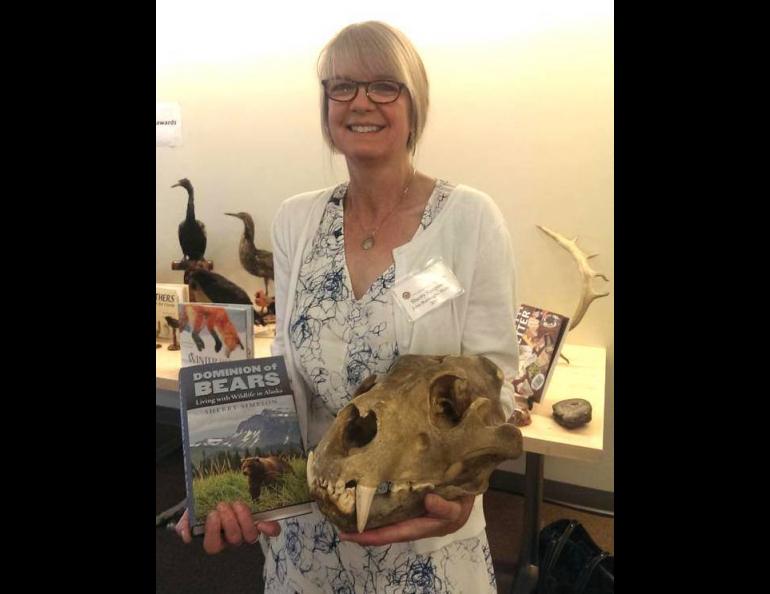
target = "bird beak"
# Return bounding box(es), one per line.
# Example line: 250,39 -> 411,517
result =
225,212 -> 237,217
171,183 -> 180,188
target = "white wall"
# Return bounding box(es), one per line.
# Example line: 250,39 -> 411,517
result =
156,0 -> 614,493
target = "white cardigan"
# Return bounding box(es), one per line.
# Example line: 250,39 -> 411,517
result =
270,183 -> 519,553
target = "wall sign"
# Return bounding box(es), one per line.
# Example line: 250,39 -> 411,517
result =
156,102 -> 182,147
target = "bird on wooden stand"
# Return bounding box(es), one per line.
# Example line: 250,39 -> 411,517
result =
172,178 -> 207,262
188,269 -> 266,326
225,211 -> 274,303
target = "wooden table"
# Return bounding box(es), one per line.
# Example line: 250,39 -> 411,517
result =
155,338 -> 606,594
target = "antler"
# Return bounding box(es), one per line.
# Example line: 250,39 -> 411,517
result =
537,225 -> 610,331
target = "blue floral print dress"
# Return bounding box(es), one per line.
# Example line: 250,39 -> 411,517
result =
261,180 -> 498,594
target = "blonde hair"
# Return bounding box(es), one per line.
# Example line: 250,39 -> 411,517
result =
317,21 -> 429,154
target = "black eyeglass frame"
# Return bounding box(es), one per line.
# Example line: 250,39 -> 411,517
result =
321,78 -> 407,104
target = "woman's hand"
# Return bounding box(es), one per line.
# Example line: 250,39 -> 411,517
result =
175,502 -> 281,554
337,493 -> 475,547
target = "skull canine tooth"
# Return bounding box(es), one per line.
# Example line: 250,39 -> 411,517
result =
356,485 -> 377,533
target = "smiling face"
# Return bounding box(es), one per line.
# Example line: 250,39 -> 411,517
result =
317,22 -> 429,156
326,63 -> 412,163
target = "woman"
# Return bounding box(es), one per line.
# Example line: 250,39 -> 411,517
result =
178,21 -> 526,593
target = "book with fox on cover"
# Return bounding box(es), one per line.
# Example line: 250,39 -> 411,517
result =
512,304 -> 570,408
156,283 -> 189,340
179,356 -> 313,536
177,302 -> 254,367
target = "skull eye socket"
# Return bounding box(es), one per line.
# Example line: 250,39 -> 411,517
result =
343,405 -> 377,450
430,374 -> 471,429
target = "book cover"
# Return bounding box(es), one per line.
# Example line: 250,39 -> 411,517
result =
512,304 -> 570,407
177,302 -> 254,367
179,356 -> 313,536
156,283 -> 189,340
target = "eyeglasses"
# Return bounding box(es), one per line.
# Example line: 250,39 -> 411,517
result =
322,78 -> 406,104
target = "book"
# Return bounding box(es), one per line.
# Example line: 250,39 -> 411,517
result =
178,356 -> 313,536
177,302 -> 254,367
512,304 -> 570,408
156,283 -> 189,340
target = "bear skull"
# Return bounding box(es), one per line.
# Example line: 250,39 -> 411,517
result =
307,354 -> 523,533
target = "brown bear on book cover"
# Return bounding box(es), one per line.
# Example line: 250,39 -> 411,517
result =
241,455 -> 294,500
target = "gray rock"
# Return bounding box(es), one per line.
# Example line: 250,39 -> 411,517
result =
552,399 -> 592,429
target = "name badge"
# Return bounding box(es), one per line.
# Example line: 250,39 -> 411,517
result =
392,259 -> 464,321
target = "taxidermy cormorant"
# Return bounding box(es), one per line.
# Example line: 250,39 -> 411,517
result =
172,178 -> 207,261
188,269 -> 266,326
225,212 -> 274,296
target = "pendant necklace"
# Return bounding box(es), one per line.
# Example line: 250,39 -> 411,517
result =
349,167 -> 416,251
